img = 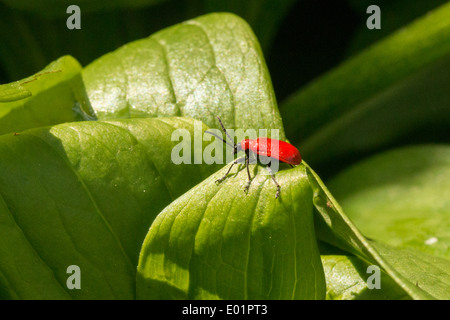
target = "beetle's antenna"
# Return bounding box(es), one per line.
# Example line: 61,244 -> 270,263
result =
205,130 -> 235,148
216,116 -> 235,146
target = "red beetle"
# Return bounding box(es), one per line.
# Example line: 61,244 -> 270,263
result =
206,117 -> 301,198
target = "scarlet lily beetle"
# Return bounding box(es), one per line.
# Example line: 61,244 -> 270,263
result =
205,117 -> 301,198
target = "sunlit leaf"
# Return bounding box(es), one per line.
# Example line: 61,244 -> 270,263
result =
83,13 -> 285,140
137,164 -> 326,299
0,56 -> 92,135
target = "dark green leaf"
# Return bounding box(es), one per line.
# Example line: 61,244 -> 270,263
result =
345,0 -> 449,55
297,55 -> 450,170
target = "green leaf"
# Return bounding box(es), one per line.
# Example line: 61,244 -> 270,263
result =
137,164 -> 326,299
0,56 -> 93,135
82,13 -> 285,139
306,162 -> 447,299
328,145 -> 450,260
321,255 -> 409,300
0,117 -> 221,299
281,2 -> 450,166
369,241 -> 450,300
318,241 -> 409,300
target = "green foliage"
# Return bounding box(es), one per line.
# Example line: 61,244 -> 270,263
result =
321,254 -> 409,300
0,117 -> 221,299
281,2 -> 450,170
329,145 -> 450,260
82,12 -> 284,139
137,164 -> 325,299
0,56 -> 91,135
0,4 -> 448,300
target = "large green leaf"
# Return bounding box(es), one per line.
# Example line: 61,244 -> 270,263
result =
0,117 -> 221,299
0,56 -> 92,135
306,163 -> 449,299
328,145 -> 450,260
281,2 -> 450,168
82,13 -> 285,139
137,164 -> 326,299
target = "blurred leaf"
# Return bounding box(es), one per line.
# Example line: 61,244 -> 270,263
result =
0,117 -> 221,299
0,56 -> 93,135
306,163 -> 448,299
346,0 -> 449,55
328,145 -> 450,260
298,56 -> 450,172
281,2 -> 450,170
0,0 -> 169,16
137,164 -> 326,299
83,13 -> 285,140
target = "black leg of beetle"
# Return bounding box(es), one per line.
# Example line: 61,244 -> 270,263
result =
266,164 -> 281,198
215,156 -> 245,184
244,153 -> 252,193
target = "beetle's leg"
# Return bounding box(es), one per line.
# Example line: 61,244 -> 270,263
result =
215,156 -> 245,184
244,154 -> 252,193
266,164 -> 281,198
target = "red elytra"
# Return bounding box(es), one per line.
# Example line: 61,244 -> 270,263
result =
240,138 -> 302,166
205,117 -> 302,198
